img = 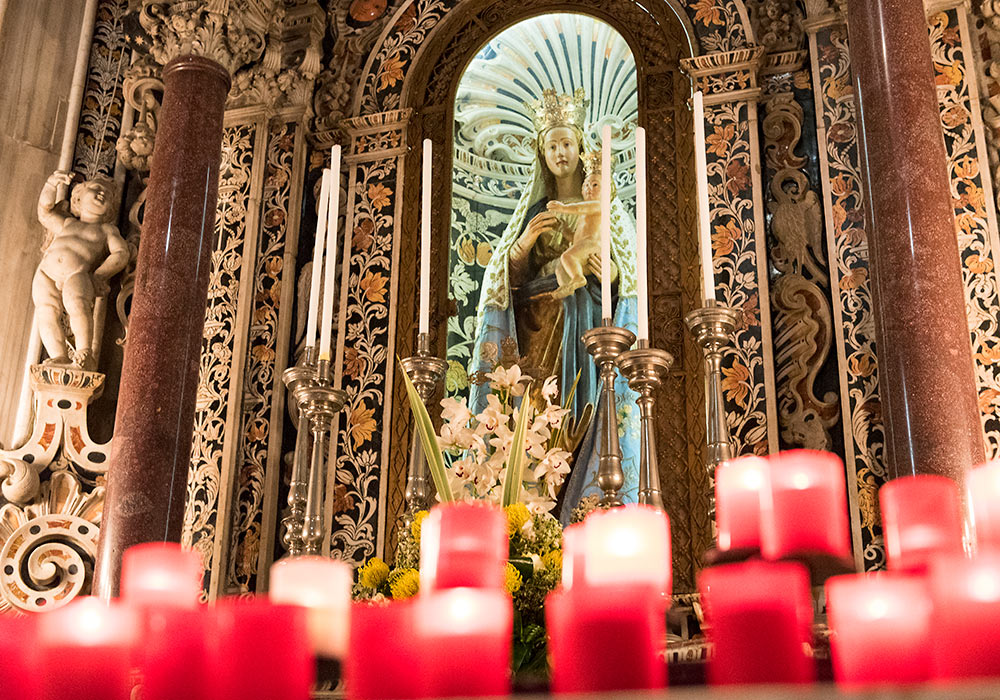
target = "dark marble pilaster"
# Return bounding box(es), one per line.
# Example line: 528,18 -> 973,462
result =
93,55 -> 230,598
845,0 -> 984,481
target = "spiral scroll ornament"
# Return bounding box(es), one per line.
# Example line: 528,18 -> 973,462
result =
0,471 -> 103,613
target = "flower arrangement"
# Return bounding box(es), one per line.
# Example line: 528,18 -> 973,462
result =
353,503 -> 564,673
351,364 -> 583,673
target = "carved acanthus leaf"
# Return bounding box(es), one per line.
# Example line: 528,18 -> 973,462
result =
137,0 -> 273,75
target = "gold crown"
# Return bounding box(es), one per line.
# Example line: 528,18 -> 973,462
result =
530,87 -> 589,136
581,151 -> 603,177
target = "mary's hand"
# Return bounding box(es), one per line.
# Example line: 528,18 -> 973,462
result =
587,253 -> 618,283
522,211 -> 559,245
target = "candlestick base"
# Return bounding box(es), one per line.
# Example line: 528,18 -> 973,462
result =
280,354 -> 318,557
294,359 -> 348,557
617,346 -> 674,511
684,303 -> 739,528
399,333 -> 448,524
582,323 -> 636,508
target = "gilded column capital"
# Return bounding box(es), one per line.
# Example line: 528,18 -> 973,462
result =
339,108 -> 414,162
137,0 -> 273,76
680,47 -> 765,105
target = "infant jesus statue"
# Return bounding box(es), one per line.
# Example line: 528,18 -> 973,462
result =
33,170 -> 128,371
546,151 -> 613,299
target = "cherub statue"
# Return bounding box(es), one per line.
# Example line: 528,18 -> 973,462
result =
33,171 -> 127,370
546,152 -> 609,298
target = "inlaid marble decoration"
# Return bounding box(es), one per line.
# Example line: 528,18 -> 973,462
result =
929,7 -> 1000,459
331,147 -> 401,564
807,15 -> 887,570
226,120 -> 298,595
73,0 -> 129,179
182,122 -> 258,594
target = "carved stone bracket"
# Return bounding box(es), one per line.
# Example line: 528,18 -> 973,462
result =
0,367 -> 110,505
802,0 -> 847,32
342,108 -> 413,162
680,47 -> 765,104
228,0 -> 327,111
136,0 -> 273,75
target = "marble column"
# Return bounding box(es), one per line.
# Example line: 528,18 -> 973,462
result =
845,0 -> 985,481
93,55 -> 230,598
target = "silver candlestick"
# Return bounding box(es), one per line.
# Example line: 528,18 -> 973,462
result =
280,346 -> 317,557
617,340 -> 674,511
582,320 -> 636,508
684,301 -> 739,521
294,356 -> 348,556
399,333 -> 448,523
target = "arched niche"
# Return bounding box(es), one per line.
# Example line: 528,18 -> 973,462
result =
333,0 -> 773,594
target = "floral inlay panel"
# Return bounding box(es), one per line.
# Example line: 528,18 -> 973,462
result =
930,8 -> 1000,459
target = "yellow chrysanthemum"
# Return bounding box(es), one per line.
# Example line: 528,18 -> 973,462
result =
505,503 -> 531,536
504,562 -> 523,595
411,510 -> 429,543
389,568 -> 420,599
358,557 -> 390,589
542,549 -> 562,572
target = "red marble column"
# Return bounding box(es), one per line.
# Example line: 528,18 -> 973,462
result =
845,0 -> 984,481
93,55 -> 230,598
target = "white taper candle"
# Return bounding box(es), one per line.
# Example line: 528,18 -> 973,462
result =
306,169 -> 331,351
601,124 -> 612,321
319,147 -> 341,360
420,139 -> 432,335
636,126 -> 648,341
693,91 -> 716,303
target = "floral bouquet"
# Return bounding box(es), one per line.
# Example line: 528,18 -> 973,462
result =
354,503 -> 564,673
351,363 -> 584,673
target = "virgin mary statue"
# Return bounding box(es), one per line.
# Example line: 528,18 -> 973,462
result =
469,87 -> 641,518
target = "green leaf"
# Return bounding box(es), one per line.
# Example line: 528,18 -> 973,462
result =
398,359 -> 454,503
501,395 -> 533,507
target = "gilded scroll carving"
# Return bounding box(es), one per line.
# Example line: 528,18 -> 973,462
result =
763,87 -> 839,451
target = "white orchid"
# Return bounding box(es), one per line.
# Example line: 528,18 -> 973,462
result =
541,375 -> 559,402
485,364 -> 529,396
424,363 -> 577,509
440,396 -> 472,426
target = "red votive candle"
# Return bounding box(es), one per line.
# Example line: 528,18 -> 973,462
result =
583,504 -> 672,594
420,502 -> 506,591
0,613 -> 38,699
121,541 -> 203,609
826,573 -> 931,687
970,460 -> 1000,551
561,523 -> 587,589
880,475 -> 963,572
347,600 -> 426,700
270,555 -> 352,658
414,587 -> 512,697
930,552 -> 1000,680
38,597 -> 138,700
547,583 -> 666,693
141,606 -> 210,700
760,449 -> 850,560
209,599 -> 313,700
716,456 -> 767,551
699,561 -> 815,685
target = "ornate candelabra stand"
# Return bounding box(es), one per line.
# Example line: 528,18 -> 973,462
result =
684,301 -> 739,521
280,347 -> 316,557
289,354 -> 347,556
582,320 -> 636,507
617,340 -> 674,511
399,333 -> 448,524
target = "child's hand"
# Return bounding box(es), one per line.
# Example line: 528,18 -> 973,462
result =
547,201 -> 563,211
